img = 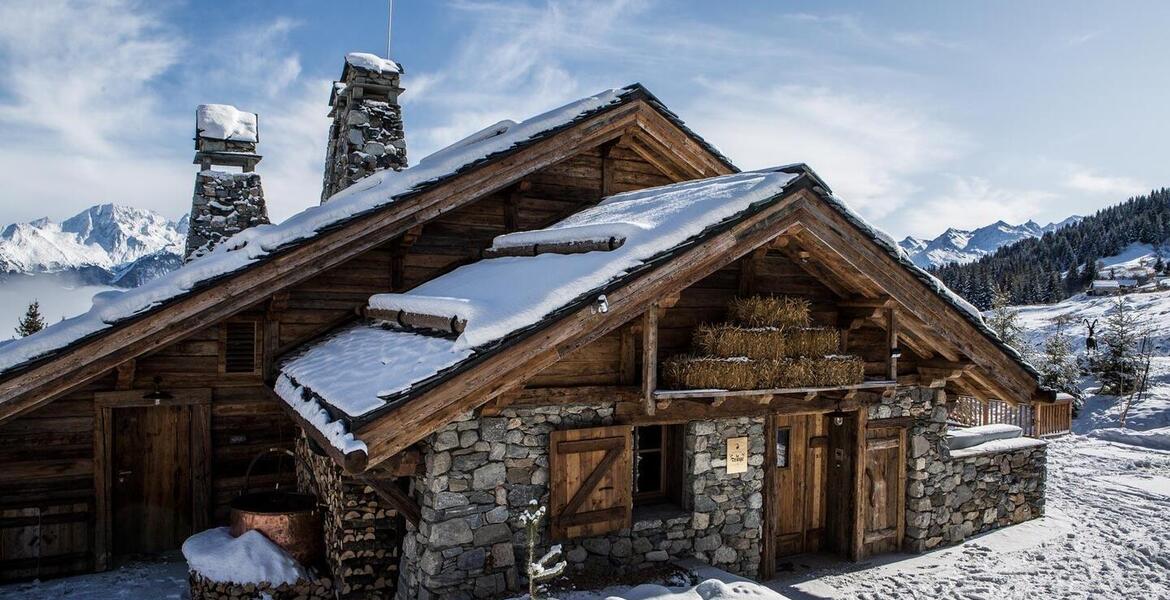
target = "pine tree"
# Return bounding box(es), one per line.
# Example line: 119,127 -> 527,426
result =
14,301 -> 46,337
1038,316 -> 1081,399
987,285 -> 1026,351
1094,296 -> 1147,396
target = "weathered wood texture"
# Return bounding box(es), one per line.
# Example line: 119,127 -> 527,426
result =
859,423 -> 906,558
548,425 -> 633,540
0,132 -> 691,582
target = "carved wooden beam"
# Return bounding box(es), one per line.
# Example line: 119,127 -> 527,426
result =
359,476 -> 421,527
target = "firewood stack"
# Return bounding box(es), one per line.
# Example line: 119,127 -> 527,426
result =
662,295 -> 864,390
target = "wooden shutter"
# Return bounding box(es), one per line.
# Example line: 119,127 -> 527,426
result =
861,424 -> 906,556
549,425 -> 632,539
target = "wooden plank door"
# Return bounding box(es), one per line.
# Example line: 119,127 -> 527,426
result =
770,414 -> 829,559
860,424 -> 906,557
548,425 -> 633,539
111,406 -> 193,556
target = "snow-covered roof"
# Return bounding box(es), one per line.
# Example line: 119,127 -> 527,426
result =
277,168 -> 802,448
1092,280 -> 1120,288
345,52 -> 401,75
1,86 -> 705,378
196,104 -> 258,143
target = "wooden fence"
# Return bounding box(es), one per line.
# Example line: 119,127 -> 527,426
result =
951,396 -> 1072,438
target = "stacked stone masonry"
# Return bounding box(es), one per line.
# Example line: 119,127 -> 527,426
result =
185,171 -> 269,261
297,437 -> 404,599
321,63 -> 407,201
391,388 -> 1047,598
870,388 -> 1047,552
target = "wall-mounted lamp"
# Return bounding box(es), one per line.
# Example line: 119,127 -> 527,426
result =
890,348 -> 903,359
142,375 -> 173,405
594,294 -> 609,314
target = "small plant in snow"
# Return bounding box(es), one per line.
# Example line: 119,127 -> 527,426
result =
518,500 -> 565,600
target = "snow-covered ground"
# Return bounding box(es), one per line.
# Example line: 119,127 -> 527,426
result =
2,437 -> 1165,600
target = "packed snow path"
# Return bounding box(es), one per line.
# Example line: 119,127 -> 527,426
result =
769,436 -> 1170,599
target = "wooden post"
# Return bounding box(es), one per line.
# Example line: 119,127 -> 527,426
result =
886,307 -> 899,381
641,306 -> 659,416
850,407 -> 868,561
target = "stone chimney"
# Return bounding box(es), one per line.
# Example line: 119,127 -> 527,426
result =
185,104 -> 271,262
320,52 -> 407,203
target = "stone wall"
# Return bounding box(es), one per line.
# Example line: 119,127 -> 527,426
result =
321,63 -> 407,201
868,388 -> 1047,552
396,406 -> 767,599
185,170 -> 269,261
296,436 -> 404,599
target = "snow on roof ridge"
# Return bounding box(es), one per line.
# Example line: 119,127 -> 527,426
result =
0,87 -> 632,377
345,52 -> 401,74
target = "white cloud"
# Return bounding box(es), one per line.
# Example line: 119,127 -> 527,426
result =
682,80 -> 966,221
900,176 -> 1057,238
1064,170 -> 1146,198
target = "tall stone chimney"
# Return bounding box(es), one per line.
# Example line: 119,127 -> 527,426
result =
185,104 -> 271,261
320,52 -> 407,202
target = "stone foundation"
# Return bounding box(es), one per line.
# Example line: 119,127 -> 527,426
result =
870,388 -> 1047,552
188,571 -> 332,600
396,405 -> 767,599
185,170 -> 269,260
297,436 -> 404,599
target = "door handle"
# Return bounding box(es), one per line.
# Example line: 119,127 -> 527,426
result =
117,469 -> 133,483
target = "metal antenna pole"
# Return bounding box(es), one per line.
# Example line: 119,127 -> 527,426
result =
386,0 -> 394,57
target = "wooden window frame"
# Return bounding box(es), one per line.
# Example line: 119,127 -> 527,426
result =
775,426 -> 791,469
92,388 -> 211,572
632,424 -> 683,506
218,318 -> 263,377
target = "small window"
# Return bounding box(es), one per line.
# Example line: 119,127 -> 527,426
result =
223,321 -> 260,374
633,425 -> 682,506
776,427 -> 791,468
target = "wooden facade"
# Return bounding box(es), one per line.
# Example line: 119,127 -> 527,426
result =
0,84 -> 1051,586
0,95 -> 722,582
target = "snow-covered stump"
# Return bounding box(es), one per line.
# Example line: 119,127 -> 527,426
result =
182,528 -> 332,600
296,436 -> 405,599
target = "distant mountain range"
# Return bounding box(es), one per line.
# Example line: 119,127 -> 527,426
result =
899,216 -> 1082,268
0,204 -> 187,288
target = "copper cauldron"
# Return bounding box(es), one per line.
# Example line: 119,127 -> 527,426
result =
230,448 -> 324,567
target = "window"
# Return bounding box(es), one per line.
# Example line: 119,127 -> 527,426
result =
633,425 -> 683,505
776,427 -> 791,468
222,321 -> 260,374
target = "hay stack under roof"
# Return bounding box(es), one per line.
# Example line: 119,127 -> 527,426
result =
694,324 -> 839,360
661,294 -> 865,391
727,295 -> 810,329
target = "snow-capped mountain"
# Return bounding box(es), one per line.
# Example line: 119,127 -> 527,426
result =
900,216 -> 1082,268
0,204 -> 186,285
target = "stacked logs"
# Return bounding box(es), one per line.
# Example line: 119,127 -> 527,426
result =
188,571 -> 333,600
296,436 -> 404,599
662,295 -> 865,391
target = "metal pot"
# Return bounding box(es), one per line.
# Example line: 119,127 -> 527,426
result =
229,448 -> 323,567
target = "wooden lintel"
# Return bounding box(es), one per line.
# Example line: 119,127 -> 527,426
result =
359,476 -> 421,527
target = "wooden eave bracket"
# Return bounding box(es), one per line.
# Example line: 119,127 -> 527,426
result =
359,475 -> 421,527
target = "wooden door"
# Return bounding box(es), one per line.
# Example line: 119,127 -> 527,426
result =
770,414 -> 829,558
548,425 -> 633,539
860,424 -> 906,557
111,406 -> 193,555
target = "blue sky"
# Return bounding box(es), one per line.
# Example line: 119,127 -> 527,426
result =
0,0 -> 1165,240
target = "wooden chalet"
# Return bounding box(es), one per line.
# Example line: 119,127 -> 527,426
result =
0,56 -> 1059,599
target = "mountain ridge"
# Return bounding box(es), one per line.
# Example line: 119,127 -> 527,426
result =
900,216 -> 1082,268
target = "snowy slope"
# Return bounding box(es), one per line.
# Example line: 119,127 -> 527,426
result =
899,216 -> 1081,268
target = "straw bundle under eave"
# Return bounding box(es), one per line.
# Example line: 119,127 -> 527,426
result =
693,325 -> 839,360
661,355 -> 865,391
727,295 -> 810,329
